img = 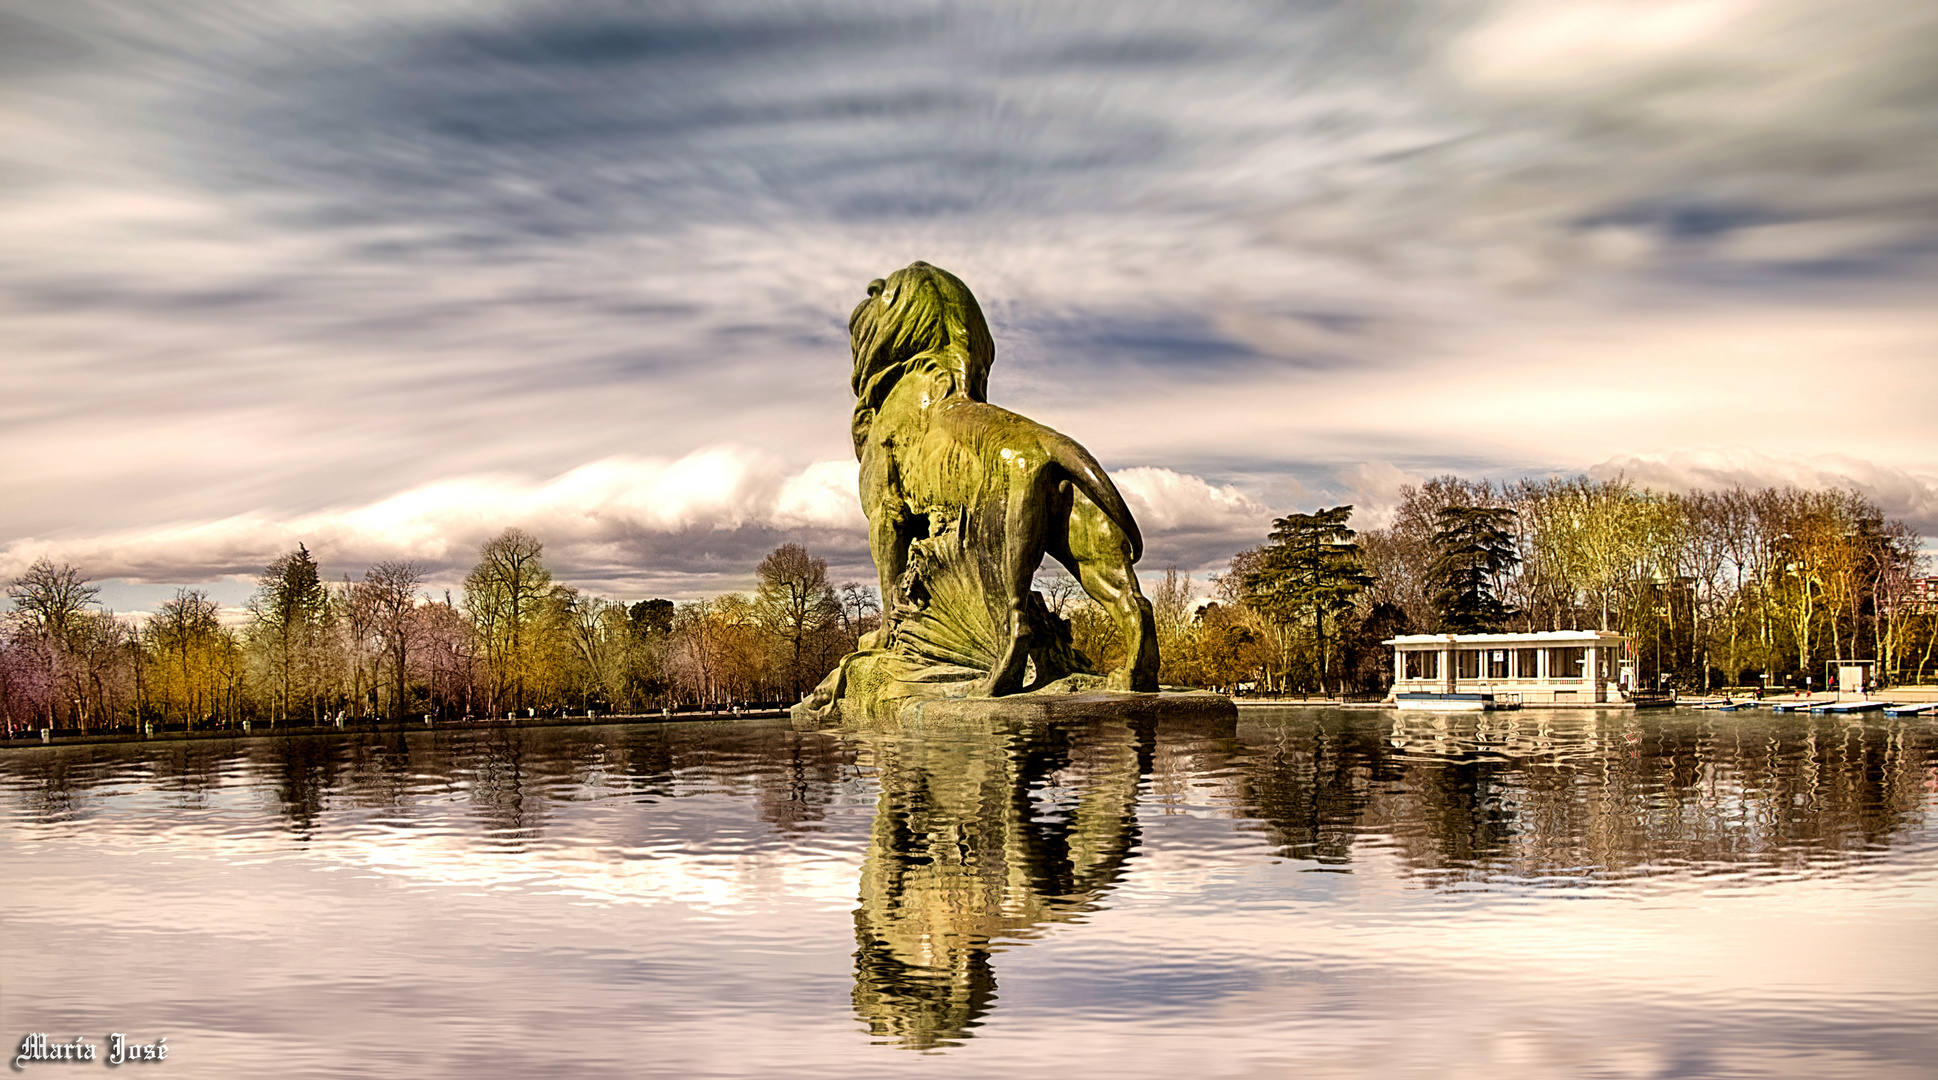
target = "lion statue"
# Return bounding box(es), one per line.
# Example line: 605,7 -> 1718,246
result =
803,261 -> 1158,716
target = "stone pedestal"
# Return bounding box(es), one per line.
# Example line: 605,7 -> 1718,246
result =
792,686 -> 1235,732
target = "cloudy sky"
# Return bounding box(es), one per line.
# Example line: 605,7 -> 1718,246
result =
4,0 -> 1935,612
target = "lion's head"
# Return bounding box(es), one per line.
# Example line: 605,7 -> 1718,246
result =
848,262 -> 994,440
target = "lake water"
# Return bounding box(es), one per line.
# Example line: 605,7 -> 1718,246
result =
3,707 -> 1933,1079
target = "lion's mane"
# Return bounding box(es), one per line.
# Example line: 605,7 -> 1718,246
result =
847,261 -> 995,453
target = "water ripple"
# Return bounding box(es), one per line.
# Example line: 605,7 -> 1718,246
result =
1,710 -> 1932,1078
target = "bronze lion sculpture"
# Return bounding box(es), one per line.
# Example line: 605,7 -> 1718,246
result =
826,260 -> 1158,705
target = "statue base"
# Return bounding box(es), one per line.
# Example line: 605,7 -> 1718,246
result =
791,684 -> 1235,731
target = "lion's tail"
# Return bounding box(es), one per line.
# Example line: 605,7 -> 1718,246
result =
1047,435 -> 1145,563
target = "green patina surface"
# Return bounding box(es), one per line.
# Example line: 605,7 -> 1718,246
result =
795,261 -> 1169,724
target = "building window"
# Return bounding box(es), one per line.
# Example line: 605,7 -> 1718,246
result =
1549,647 -> 1585,680
1404,651 -> 1439,680
1486,650 -> 1510,679
1457,650 -> 1481,679
1515,649 -> 1540,679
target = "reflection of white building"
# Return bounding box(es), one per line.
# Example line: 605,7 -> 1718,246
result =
1385,631 -> 1626,705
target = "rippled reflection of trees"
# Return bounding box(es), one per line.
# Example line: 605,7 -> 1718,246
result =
265,738 -> 338,836
152,744 -> 229,811
1236,710 -> 1937,882
1,750 -> 96,823
0,742 -> 248,824
756,730 -> 858,833
0,721 -> 872,844
1232,712 -> 1405,864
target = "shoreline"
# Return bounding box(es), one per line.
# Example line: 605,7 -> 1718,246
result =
0,708 -> 796,751
13,688 -> 1935,750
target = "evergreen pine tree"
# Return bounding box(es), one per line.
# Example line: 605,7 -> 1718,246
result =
1428,506 -> 1520,633
1242,505 -> 1375,695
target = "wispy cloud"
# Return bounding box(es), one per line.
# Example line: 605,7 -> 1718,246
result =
5,0 -> 1934,596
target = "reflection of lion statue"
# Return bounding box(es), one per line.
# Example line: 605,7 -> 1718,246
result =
843,260 -> 1157,697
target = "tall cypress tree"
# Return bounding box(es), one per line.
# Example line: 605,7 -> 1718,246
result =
250,544 -> 328,724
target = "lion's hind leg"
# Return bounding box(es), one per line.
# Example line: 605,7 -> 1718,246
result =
1052,489 -> 1159,692
977,467 -> 1062,697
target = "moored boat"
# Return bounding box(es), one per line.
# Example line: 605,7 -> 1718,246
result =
1394,692 -> 1520,712
1812,700 -> 1889,714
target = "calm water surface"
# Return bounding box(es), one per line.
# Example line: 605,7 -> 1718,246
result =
2,707 -> 1933,1079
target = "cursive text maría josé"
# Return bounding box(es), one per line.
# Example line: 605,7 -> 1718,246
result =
13,1034 -> 166,1069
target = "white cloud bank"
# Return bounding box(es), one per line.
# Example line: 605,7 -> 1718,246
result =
0,450 -> 1278,598
32,444 -> 1926,615
0,449 -> 860,592
1111,467 -> 1271,537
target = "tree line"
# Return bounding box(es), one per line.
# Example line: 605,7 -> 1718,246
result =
0,530 -> 876,735
1144,477 -> 1934,697
4,476 -> 1933,731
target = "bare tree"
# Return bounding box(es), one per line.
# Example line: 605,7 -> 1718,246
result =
755,544 -> 838,701
564,594 -> 633,712
66,611 -> 132,729
359,561 -> 425,721
5,559 -> 106,727
150,589 -> 223,727
1036,572 -> 1082,618
335,575 -> 380,718
1150,566 -> 1199,687
464,528 -> 553,714
0,624 -> 58,734
7,558 -> 100,641
416,594 -> 477,719
1869,521 -> 1924,684
835,582 -> 881,651
667,598 -> 720,706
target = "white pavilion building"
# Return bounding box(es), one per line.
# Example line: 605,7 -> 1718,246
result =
1385,630 -> 1628,706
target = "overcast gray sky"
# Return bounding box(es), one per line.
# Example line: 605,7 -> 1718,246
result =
5,0 -> 1935,612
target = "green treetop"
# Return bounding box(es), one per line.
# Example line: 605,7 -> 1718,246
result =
1242,505 -> 1374,695
1429,506 -> 1520,633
